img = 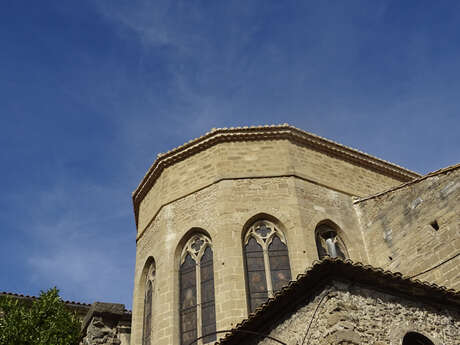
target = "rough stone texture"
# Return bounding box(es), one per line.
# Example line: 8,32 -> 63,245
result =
356,167 -> 460,290
80,302 -> 131,345
252,282 -> 459,345
131,127 -> 459,345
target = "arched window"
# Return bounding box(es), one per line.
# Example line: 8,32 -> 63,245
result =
243,220 -> 291,313
179,234 -> 216,345
402,332 -> 435,345
315,224 -> 348,260
142,261 -> 155,345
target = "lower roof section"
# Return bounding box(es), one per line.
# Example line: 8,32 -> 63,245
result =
216,258 -> 459,345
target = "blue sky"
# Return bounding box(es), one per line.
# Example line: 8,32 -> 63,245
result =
0,1 -> 459,308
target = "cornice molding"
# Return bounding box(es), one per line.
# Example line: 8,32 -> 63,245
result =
132,124 -> 421,227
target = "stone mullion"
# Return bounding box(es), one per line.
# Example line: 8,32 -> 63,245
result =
196,261 -> 203,345
262,247 -> 274,298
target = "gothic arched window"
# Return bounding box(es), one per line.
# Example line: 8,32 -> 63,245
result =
243,220 -> 292,313
315,224 -> 348,260
402,332 -> 435,345
142,262 -> 155,345
179,234 -> 216,345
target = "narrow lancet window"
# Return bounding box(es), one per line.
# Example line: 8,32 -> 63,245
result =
244,220 -> 291,313
179,234 -> 216,345
142,262 -> 155,345
315,224 -> 348,260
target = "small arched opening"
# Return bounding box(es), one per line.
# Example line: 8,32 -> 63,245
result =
402,332 -> 435,345
315,221 -> 348,260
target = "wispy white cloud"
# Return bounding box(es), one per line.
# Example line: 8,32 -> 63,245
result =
3,1 -> 459,310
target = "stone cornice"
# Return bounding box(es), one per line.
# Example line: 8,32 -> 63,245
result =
132,124 -> 421,227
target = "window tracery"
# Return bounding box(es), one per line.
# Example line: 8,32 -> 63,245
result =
243,220 -> 291,313
179,234 -> 216,345
315,224 -> 348,260
142,262 -> 155,345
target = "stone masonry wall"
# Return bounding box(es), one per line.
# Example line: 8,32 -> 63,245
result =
80,302 -> 131,345
355,167 -> 460,290
132,135 -> 426,345
252,281 -> 459,345
132,175 -> 373,345
137,139 -> 405,234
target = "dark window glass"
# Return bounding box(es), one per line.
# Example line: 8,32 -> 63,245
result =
180,254 -> 197,345
402,332 -> 434,345
244,237 -> 267,312
200,247 -> 216,343
268,235 -> 291,292
142,280 -> 153,345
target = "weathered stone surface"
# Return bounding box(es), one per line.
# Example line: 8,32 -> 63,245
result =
356,167 -> 460,290
252,283 -> 459,345
80,302 -> 131,345
130,127 -> 459,345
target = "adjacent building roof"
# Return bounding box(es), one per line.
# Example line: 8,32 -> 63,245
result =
0,291 -> 91,307
216,258 -> 460,345
132,125 -> 421,226
0,291 -> 91,316
0,291 -> 132,317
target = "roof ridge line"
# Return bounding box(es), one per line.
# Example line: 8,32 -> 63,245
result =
216,258 -> 460,344
0,291 -> 92,306
354,162 -> 460,204
132,125 -> 422,227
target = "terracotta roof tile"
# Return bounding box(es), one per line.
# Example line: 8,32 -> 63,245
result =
0,291 -> 92,307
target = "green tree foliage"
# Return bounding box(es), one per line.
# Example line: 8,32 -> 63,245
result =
0,287 -> 81,345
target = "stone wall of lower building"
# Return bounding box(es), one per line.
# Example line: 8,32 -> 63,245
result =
80,302 -> 131,345
355,166 -> 460,290
252,281 -> 459,345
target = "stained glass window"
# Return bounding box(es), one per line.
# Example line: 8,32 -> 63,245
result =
268,236 -> 291,292
180,234 -> 216,345
245,237 -> 268,312
315,224 -> 348,260
142,263 -> 155,345
200,247 -> 216,344
243,221 -> 291,313
180,254 -> 197,345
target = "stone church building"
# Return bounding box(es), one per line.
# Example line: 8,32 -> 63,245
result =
3,125 -> 459,345
129,125 -> 459,345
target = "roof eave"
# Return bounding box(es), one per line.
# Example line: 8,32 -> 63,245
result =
131,125 -> 421,228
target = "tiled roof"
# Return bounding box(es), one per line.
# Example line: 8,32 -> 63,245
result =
216,258 -> 460,345
0,291 -> 132,314
132,125 -> 421,227
0,291 -> 91,308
